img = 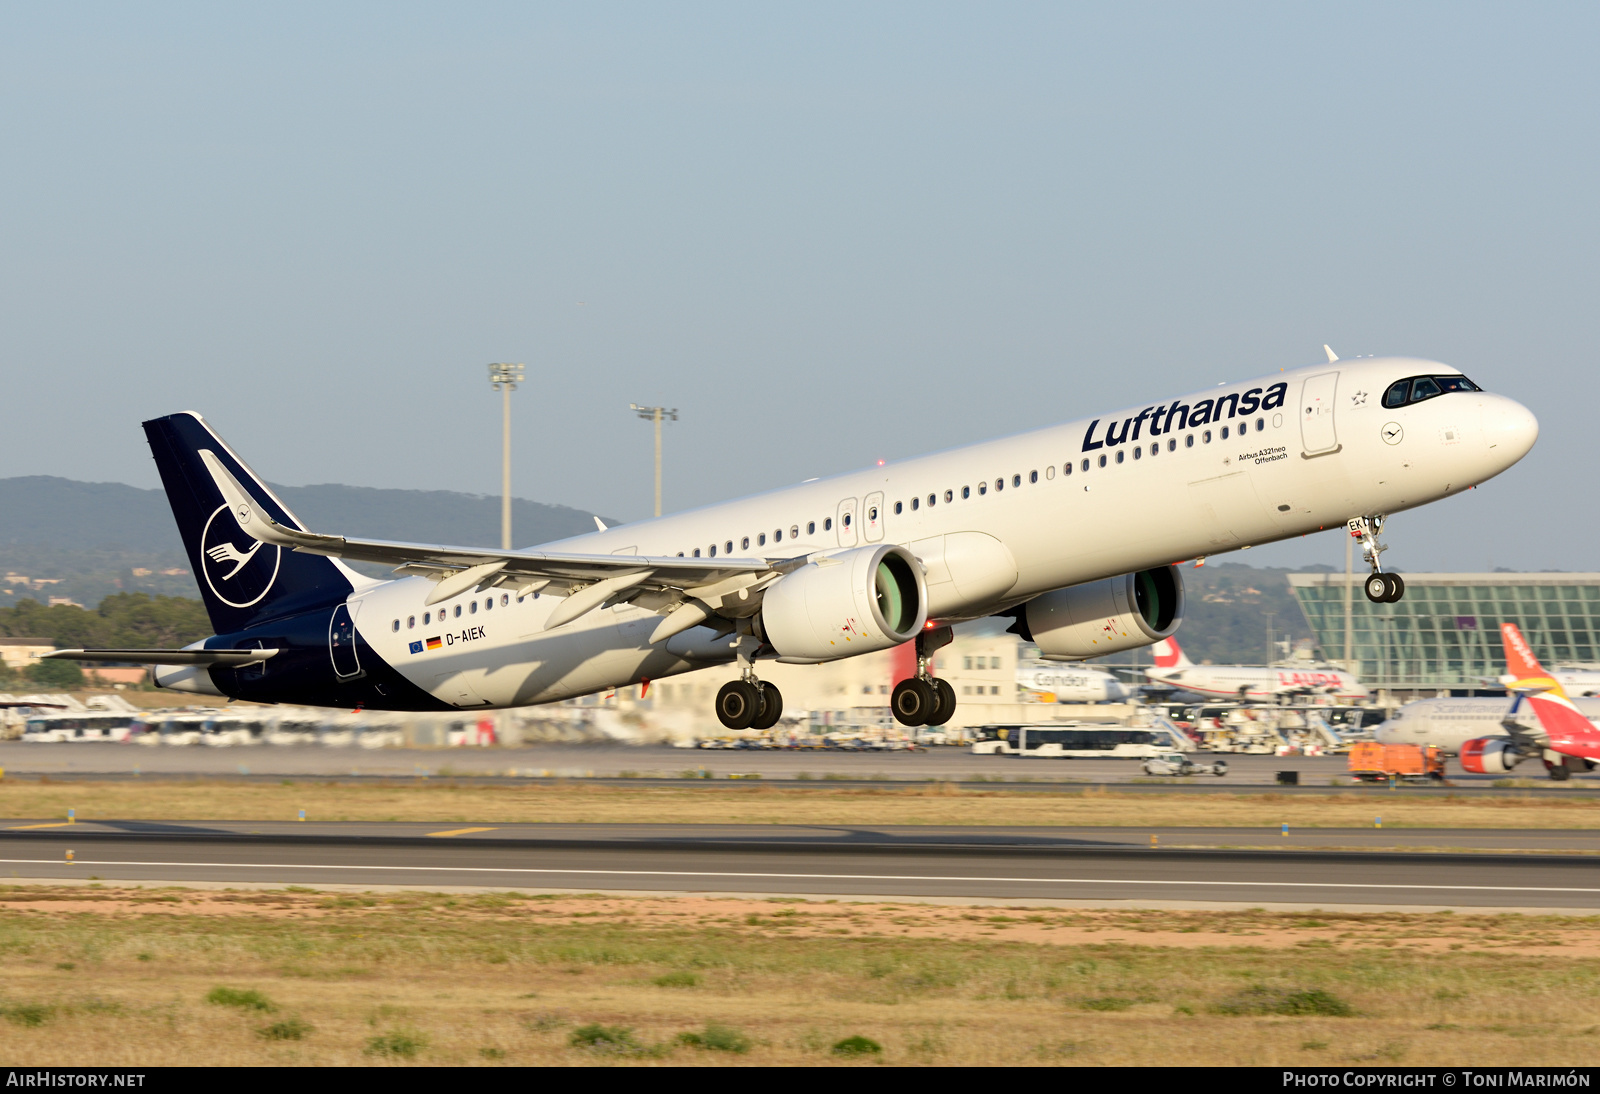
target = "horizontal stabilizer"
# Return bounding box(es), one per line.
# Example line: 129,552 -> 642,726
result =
45,649 -> 279,666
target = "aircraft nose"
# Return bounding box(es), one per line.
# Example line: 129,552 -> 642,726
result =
1483,394 -> 1539,467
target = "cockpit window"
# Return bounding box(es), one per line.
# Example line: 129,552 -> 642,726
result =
1382,374 -> 1480,409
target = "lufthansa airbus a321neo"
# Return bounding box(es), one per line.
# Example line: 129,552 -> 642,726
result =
53,353 -> 1539,731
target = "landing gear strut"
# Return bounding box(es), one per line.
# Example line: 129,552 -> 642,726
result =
891,625 -> 956,728
1350,516 -> 1405,603
715,639 -> 784,731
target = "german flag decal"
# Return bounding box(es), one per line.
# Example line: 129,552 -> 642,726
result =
426,636 -> 442,651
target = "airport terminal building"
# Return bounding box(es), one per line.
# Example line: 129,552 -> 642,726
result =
1289,572 -> 1600,696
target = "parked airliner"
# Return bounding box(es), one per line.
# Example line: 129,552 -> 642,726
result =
1015,662 -> 1130,703
1452,624 -> 1600,780
1144,637 -> 1368,700
51,355 -> 1537,731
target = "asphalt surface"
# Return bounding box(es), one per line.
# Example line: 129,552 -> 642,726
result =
3,742 -> 1596,791
3,820 -> 1597,910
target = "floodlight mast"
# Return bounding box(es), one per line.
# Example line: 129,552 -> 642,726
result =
488,363 -> 525,549
629,404 -> 679,518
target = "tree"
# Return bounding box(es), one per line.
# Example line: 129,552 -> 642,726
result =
26,659 -> 83,688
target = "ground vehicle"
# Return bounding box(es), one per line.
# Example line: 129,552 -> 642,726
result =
970,724 -> 1168,758
1348,741 -> 1445,783
21,713 -> 137,743
1142,752 -> 1228,777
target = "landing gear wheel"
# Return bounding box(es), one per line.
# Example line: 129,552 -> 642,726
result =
926,678 -> 957,726
1383,573 -> 1405,602
1546,758 -> 1575,782
1363,573 -> 1391,603
749,683 -> 784,730
715,680 -> 761,730
891,677 -> 936,726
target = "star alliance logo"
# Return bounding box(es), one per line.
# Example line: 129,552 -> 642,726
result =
1350,390 -> 1368,406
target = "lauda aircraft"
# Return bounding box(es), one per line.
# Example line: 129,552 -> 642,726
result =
52,354 -> 1538,730
1144,636 -> 1369,700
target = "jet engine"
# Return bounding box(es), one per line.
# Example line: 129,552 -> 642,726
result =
758,544 -> 927,662
1459,737 -> 1526,775
1009,566 -> 1184,661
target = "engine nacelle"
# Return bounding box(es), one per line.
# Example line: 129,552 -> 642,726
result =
1015,566 -> 1184,661
759,544 -> 927,662
1459,736 -> 1525,775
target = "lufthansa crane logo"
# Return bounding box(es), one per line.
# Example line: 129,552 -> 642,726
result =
200,503 -> 281,609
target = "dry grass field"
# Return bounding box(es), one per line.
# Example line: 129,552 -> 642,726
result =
0,885 -> 1592,1066
0,778 -> 1597,829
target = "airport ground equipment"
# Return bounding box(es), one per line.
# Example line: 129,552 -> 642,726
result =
1347,742 -> 1445,783
1141,752 -> 1227,777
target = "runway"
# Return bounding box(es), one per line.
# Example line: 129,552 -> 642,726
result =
1,820 -> 1596,911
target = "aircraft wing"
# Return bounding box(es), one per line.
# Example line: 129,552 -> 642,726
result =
45,649 -> 279,666
199,450 -> 794,634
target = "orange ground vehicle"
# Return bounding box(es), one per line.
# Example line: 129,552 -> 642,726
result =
1348,742 -> 1447,783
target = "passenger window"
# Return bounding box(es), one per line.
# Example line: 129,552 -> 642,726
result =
1063,462 -> 1071,476
1081,459 -> 1090,472
709,544 -> 717,557
978,482 -> 987,495
1149,443 -> 1158,457
470,600 -> 478,613
962,486 -> 971,498
944,490 -> 953,502
1098,454 -> 1107,468
454,605 -> 463,617
807,521 -> 816,534
773,529 -> 782,541
758,533 -> 766,546
483,597 -> 491,611
725,541 -> 733,554
1045,466 -> 1055,480
995,478 -> 1004,491
1238,421 -> 1246,435
1133,447 -> 1142,460
1203,430 -> 1212,443
911,497 -> 920,510
926,494 -> 935,507
693,548 -> 701,557
741,536 -> 750,549
1029,470 -> 1038,483
1115,450 -> 1125,464
1256,417 -> 1264,430
790,525 -> 799,538
824,518 -> 832,530
500,594 -> 508,607
1221,426 -> 1229,439
843,513 -> 851,527
423,612 -> 431,625
392,619 -> 400,632
1168,438 -> 1176,451
1383,379 -> 1410,408
407,616 -> 415,629
1410,377 -> 1442,402
1012,474 -> 1021,488
894,502 -> 902,514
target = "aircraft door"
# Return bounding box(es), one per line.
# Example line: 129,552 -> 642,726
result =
836,497 -> 858,546
1299,371 -> 1340,455
328,602 -> 364,680
862,491 -> 885,543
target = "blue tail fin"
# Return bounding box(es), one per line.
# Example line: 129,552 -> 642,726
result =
143,412 -> 355,634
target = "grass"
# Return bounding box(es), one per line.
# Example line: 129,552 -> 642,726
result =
3,778 -> 1599,829
0,886 -> 1588,1064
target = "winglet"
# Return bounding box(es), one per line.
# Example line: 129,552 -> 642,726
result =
1324,345 -> 1339,363
594,516 -> 608,532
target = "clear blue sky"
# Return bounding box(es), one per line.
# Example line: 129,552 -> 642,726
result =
2,3 -> 1595,571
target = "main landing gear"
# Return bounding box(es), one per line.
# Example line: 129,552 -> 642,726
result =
714,638 -> 783,731
891,625 -> 957,728
1350,515 -> 1405,604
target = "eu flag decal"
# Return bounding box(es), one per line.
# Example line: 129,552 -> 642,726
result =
408,640 -> 424,655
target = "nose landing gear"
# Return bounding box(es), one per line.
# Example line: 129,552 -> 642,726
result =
890,625 -> 957,728
1350,516 -> 1405,603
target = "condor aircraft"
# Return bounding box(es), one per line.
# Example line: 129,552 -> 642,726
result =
1144,636 -> 1368,700
1015,662 -> 1130,703
51,355 -> 1537,731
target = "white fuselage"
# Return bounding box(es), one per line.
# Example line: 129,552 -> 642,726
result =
1145,663 -> 1368,701
1377,697 -> 1600,754
1016,663 -> 1130,703
325,356 -> 1535,710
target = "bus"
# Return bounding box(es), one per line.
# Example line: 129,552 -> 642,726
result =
969,724 -> 1169,758
21,713 -> 138,743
